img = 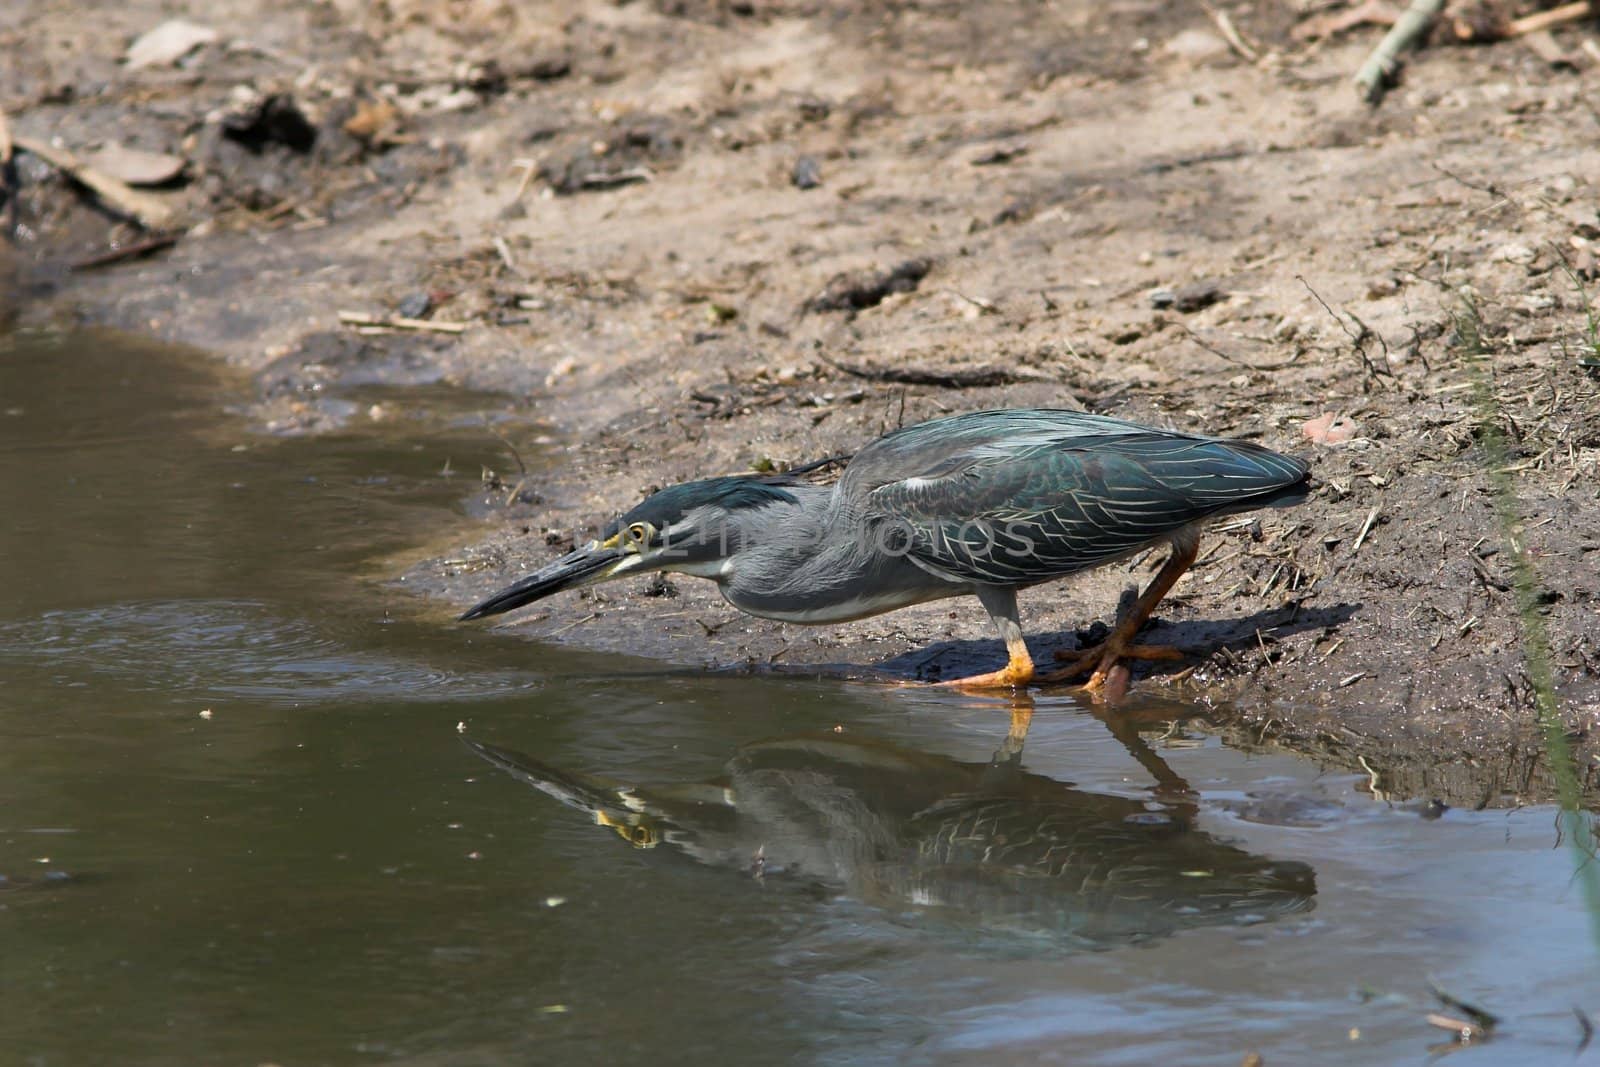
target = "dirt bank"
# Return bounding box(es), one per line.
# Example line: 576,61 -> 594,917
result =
6,0 -> 1599,803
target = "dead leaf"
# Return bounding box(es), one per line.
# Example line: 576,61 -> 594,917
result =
1293,0 -> 1400,41
343,98 -> 401,146
13,135 -> 177,229
125,20 -> 218,70
84,144 -> 186,186
1302,413 -> 1360,445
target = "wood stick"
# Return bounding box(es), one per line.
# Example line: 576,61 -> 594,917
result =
337,310 -> 468,334
1453,0 -> 1592,41
1351,505 -> 1382,554
68,233 -> 180,271
1202,2 -> 1259,61
1354,0 -> 1446,105
13,135 -> 176,229
816,349 -> 1051,388
1293,0 -> 1399,42
1509,1 -> 1592,37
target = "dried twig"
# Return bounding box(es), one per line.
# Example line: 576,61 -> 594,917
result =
1202,2 -> 1260,61
68,233 -> 180,271
337,310 -> 468,334
1354,0 -> 1446,105
545,611 -> 599,637
484,423 -> 529,478
1429,982 -> 1501,1034
1456,0 -> 1595,40
1176,323 -> 1302,372
1426,1013 -> 1480,1039
14,135 -> 177,230
1297,275 -> 1394,385
1513,1 -> 1595,35
1351,505 -> 1382,554
1294,0 -> 1399,42
816,350 -> 1051,388
493,235 -> 520,275
509,157 -> 538,200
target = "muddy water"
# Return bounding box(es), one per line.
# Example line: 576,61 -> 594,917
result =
3,331 -> 1597,1066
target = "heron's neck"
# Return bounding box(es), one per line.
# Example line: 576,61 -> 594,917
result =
737,486 -> 841,571
719,486 -> 951,622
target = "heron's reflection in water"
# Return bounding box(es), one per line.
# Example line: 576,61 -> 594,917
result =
466,700 -> 1314,946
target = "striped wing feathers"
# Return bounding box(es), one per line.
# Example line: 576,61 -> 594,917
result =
863,422 -> 1305,586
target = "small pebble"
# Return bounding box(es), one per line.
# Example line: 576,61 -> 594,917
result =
1366,276 -> 1399,299
1493,242 -> 1535,265
792,155 -> 822,190
545,356 -> 577,386
1163,29 -> 1229,64
970,143 -> 1028,167
397,292 -> 433,319
1150,281 -> 1225,312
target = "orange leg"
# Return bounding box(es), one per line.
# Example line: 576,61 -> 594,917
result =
1005,695 -> 1035,747
1043,533 -> 1200,694
933,585 -> 1036,691
986,695 -> 1037,764
933,626 -> 1034,690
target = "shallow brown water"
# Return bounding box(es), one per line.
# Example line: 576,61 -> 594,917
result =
2,330 -> 1597,1066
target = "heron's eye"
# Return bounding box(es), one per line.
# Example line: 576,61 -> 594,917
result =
626,522 -> 653,547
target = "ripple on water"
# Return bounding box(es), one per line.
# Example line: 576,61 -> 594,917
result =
0,598 -> 539,705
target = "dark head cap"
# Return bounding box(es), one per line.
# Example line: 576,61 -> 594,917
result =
601,476 -> 800,540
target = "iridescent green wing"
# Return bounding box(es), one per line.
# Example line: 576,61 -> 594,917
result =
865,428 -> 1306,586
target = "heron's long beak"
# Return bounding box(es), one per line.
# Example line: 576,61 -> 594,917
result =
462,738 -> 661,847
462,738 -> 621,813
458,540 -> 641,620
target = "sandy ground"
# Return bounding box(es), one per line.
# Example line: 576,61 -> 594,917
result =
5,0 -> 1600,803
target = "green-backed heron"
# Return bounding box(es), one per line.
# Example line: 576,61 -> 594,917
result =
462,732 -> 1316,942
461,408 -> 1310,692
